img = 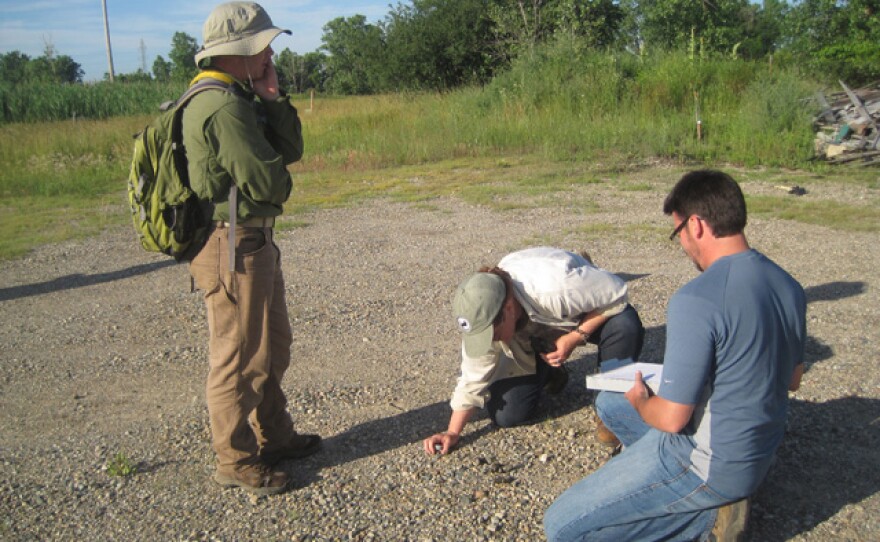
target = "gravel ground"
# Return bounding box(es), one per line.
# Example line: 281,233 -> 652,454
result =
0,169 -> 878,541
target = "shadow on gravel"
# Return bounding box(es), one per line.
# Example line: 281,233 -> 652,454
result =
750,396 -> 880,541
135,459 -> 183,474
0,260 -> 177,302
804,281 -> 866,304
803,335 -> 834,371
800,281 -> 866,373
614,272 -> 650,283
304,401 -> 456,467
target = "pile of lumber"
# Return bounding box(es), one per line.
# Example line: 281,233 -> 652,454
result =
814,80 -> 880,166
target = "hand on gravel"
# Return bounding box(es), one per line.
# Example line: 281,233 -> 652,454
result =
423,432 -> 459,455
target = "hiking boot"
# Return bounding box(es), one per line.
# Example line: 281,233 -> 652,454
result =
596,416 -> 621,448
261,433 -> 322,466
543,365 -> 569,395
213,462 -> 289,496
710,498 -> 750,542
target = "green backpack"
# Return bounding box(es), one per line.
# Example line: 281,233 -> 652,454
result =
127,73 -> 236,261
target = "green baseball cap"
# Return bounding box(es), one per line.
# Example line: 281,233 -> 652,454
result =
452,273 -> 506,357
195,2 -> 291,66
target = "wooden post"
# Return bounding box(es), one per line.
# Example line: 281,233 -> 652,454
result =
309,89 -> 314,112
694,90 -> 702,142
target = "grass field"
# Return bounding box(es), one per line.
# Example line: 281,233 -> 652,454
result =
1,49 -> 878,261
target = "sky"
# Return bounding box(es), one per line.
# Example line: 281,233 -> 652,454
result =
0,0 -> 391,81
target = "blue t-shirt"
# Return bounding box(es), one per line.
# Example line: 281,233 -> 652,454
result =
658,249 -> 806,498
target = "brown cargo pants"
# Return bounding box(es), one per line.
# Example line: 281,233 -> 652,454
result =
189,224 -> 295,469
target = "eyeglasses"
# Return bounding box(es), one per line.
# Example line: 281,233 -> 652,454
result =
669,216 -> 690,240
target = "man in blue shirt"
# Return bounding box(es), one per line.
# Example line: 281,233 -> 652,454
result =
544,170 -> 806,541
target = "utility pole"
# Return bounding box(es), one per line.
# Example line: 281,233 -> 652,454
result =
102,0 -> 115,82
140,39 -> 147,73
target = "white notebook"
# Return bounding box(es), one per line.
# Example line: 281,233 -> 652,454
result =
585,361 -> 664,393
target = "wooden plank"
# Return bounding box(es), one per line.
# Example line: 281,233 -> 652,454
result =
839,80 -> 880,149
828,149 -> 880,164
815,92 -> 837,124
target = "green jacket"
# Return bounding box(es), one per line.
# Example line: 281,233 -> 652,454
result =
181,74 -> 303,222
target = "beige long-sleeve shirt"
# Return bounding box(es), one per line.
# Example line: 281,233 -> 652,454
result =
450,247 -> 628,411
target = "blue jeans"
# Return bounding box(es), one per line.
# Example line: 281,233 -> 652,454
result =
544,392 -> 728,542
488,306 -> 644,428
588,304 -> 644,365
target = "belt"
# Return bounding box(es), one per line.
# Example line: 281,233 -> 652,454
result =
214,216 -> 275,228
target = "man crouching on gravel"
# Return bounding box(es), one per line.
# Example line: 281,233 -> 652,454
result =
423,247 -> 644,455
544,170 -> 807,541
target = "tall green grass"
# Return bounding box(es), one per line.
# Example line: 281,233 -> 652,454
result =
0,116 -> 146,198
292,44 -> 818,171
0,80 -> 185,123
0,45 -> 874,260
467,44 -> 816,167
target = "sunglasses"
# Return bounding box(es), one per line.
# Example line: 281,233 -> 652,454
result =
669,216 -> 691,240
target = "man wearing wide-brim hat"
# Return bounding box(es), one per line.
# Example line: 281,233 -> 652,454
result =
184,2 -> 320,496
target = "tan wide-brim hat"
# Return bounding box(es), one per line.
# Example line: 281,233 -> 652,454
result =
194,2 -> 291,66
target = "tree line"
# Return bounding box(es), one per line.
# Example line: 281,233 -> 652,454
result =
0,48 -> 83,86
2,0 -> 879,93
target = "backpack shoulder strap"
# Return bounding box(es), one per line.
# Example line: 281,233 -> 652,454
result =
168,71 -> 241,189
176,71 -> 240,111
180,71 -> 243,279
